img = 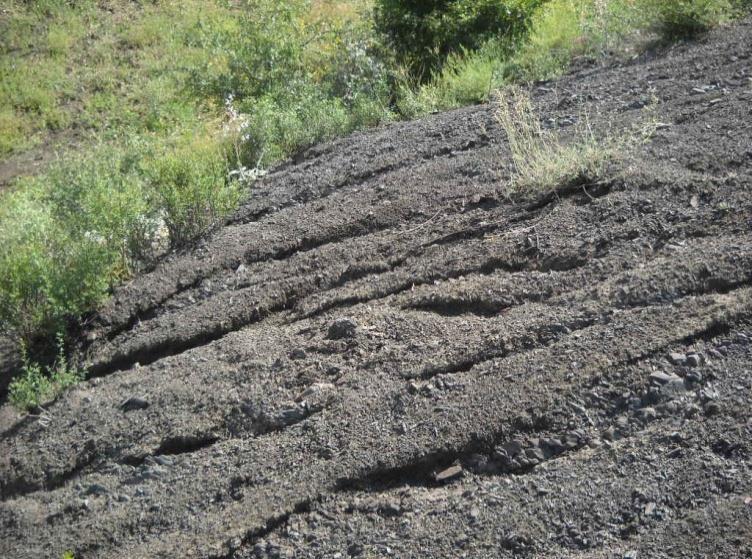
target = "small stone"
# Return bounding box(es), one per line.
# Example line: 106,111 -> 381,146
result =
638,407 -> 658,422
120,397 -> 149,412
278,406 -> 307,425
116,494 -> 130,503
290,348 -> 307,360
501,440 -> 524,457
668,352 -> 687,365
435,465 -> 463,483
564,431 -> 584,449
525,447 -> 546,462
662,377 -> 688,397
704,401 -> 722,416
297,383 -> 337,411
139,467 -> 165,481
85,483 -> 109,496
541,438 -> 566,454
685,370 -> 703,384
327,318 -> 358,340
684,403 -> 702,418
152,455 -> 174,467
667,447 -> 683,459
603,426 -> 618,441
708,349 -> 724,360
686,353 -> 703,367
624,550 -> 638,559
650,371 -> 679,384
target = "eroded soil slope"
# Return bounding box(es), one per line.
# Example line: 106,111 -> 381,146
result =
2,20 -> 752,559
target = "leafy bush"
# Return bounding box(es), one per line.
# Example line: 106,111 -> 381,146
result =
374,0 -> 543,79
0,189 -> 124,343
148,136 -> 242,246
188,0 -> 393,167
395,43 -> 503,117
640,0 -> 734,39
0,136 -> 241,345
9,334 -> 84,411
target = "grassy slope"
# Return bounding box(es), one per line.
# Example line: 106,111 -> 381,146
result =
0,0 -> 228,162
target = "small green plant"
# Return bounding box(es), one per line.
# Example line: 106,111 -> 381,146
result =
61,552 -> 75,559
9,333 -> 84,411
495,86 -> 615,198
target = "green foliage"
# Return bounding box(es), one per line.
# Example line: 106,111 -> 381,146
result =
187,0 -> 393,167
506,0 -> 645,82
395,44 -> 503,117
639,0 -> 734,39
0,137 -> 239,345
9,334 -> 84,411
149,137 -> 242,246
374,0 -> 542,79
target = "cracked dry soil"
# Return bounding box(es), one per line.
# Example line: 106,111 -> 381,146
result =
2,19 -> 752,559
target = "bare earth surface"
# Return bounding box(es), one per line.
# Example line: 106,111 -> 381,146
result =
2,21 -> 752,559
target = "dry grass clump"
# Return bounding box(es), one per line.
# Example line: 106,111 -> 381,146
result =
495,86 -> 617,198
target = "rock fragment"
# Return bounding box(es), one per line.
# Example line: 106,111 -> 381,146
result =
120,396 -> 149,412
327,318 -> 358,340
668,352 -> 687,365
435,465 -> 463,483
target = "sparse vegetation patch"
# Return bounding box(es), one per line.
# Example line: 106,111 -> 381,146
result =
495,87 -> 615,198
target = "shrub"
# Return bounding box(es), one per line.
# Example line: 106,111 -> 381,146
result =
188,0 -> 393,167
640,0 -> 734,39
495,86 -> 614,198
395,44 -> 504,117
148,136 -> 242,246
9,334 -> 84,411
0,149 -> 157,342
0,137 -> 242,346
374,0 -> 542,79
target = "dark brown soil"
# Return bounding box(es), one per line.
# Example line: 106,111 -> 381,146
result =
2,20 -> 752,559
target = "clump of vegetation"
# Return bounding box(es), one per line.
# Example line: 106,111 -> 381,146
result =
0,134 -> 239,346
374,0 -> 542,79
9,334 -> 84,411
641,0 -> 736,39
396,0 -> 751,117
188,0 -> 393,167
495,87 -> 615,198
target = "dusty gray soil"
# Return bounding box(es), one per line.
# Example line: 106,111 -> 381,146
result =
2,20 -> 752,559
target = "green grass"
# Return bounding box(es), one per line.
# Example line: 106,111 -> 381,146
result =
9,334 -> 84,411
0,132 -> 240,346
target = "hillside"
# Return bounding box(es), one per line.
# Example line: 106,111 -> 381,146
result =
1,16 -> 752,559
